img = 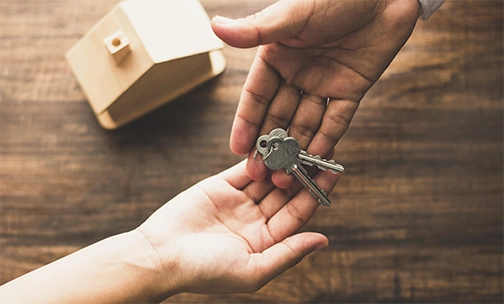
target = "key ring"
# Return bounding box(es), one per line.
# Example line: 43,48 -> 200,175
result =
254,136 -> 284,163
254,134 -> 273,163
253,147 -> 274,163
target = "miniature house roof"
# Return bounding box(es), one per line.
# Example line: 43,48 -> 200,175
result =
66,0 -> 225,125
120,0 -> 224,63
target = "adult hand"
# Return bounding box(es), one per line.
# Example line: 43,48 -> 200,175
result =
138,160 -> 340,296
212,0 -> 420,187
0,161 -> 339,303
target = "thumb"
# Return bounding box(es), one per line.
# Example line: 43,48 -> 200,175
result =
211,0 -> 309,48
247,232 -> 328,290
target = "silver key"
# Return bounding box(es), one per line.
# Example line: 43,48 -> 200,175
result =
264,137 -> 332,206
254,128 -> 289,161
256,128 -> 344,174
268,128 -> 288,139
298,150 -> 344,174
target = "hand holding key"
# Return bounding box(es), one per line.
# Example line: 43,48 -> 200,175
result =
255,128 -> 343,206
212,0 -> 420,185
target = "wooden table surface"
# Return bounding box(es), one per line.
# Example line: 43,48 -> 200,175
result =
1,0 -> 502,303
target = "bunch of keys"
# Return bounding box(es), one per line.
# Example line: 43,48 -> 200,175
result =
254,128 -> 344,207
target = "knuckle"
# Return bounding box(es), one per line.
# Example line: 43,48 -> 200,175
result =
265,112 -> 290,127
286,202 -> 307,224
290,122 -> 317,140
243,87 -> 270,107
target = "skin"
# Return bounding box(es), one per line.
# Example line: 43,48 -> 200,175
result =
0,160 -> 339,303
0,1 -> 423,301
211,0 -> 421,188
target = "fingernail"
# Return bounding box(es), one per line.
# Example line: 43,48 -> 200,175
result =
213,15 -> 234,24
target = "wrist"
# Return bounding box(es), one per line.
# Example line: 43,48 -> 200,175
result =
125,229 -> 182,301
0,230 -> 181,303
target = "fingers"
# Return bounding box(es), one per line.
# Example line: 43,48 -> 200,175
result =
229,49 -> 280,156
246,151 -> 270,182
288,93 -> 327,150
308,98 -> 359,156
273,97 -> 359,188
217,159 -> 251,190
211,0 -> 309,48
246,232 -> 328,291
269,92 -> 328,187
241,176 -> 276,206
246,81 -> 303,182
258,82 -> 302,136
267,169 -> 340,242
254,180 -> 299,223
242,93 -> 357,188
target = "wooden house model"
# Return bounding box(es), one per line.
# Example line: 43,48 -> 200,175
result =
66,0 -> 226,129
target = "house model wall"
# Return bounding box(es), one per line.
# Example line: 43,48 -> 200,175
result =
66,0 -> 226,129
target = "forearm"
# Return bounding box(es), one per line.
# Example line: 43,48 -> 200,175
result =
0,230 -> 176,303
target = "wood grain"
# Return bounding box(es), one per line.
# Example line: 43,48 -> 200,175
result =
0,0 -> 502,303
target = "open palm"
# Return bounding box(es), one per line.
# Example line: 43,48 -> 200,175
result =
212,0 -> 420,185
137,160 -> 339,294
